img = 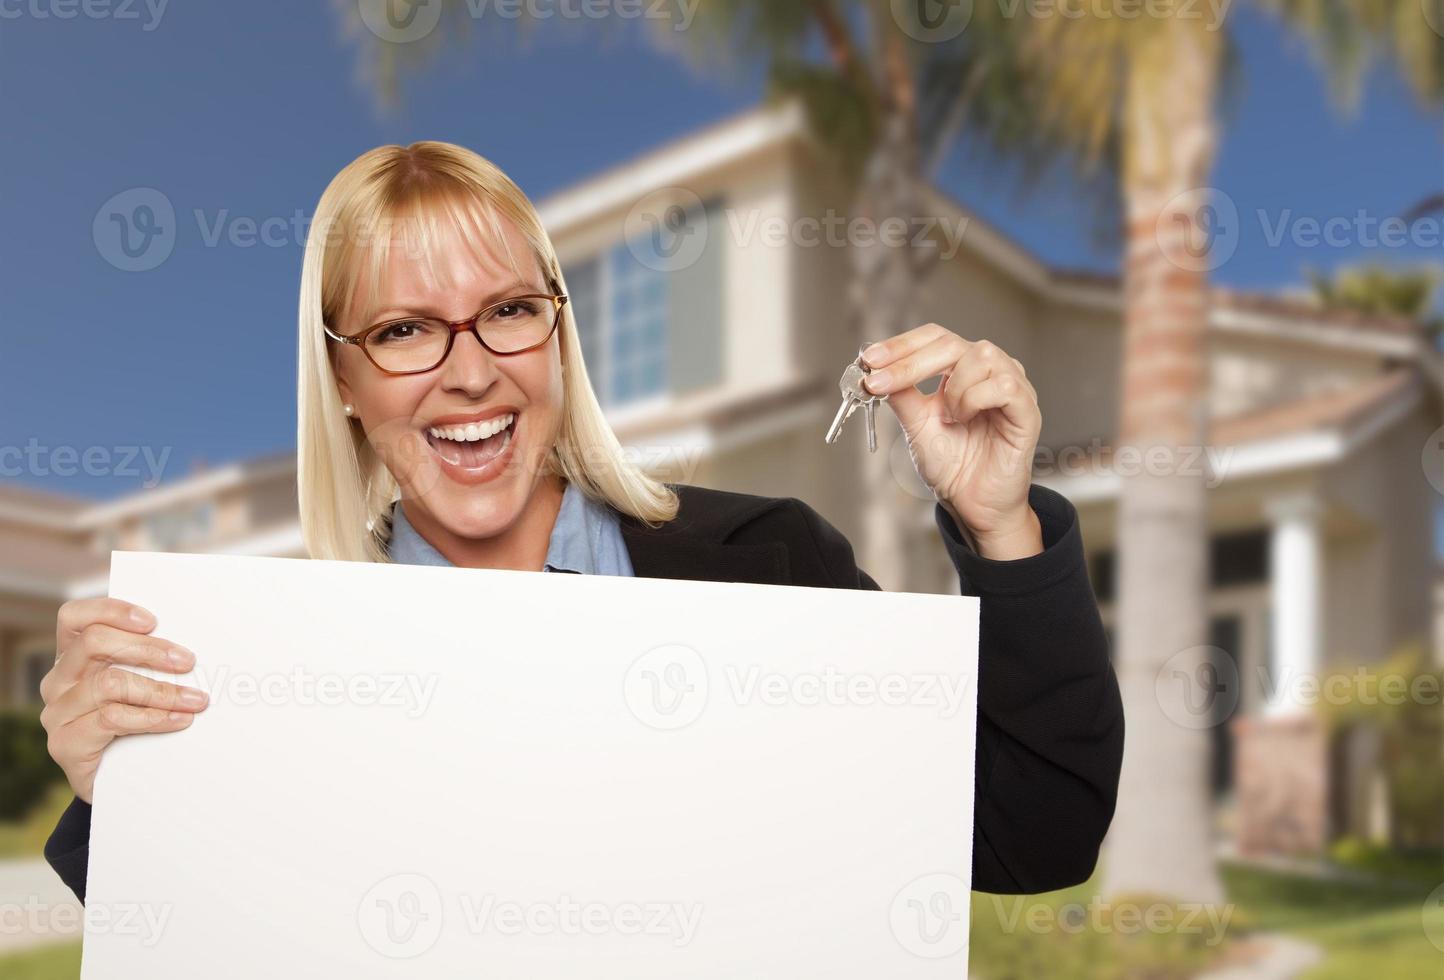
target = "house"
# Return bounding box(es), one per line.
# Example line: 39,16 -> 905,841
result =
3,102 -> 1439,853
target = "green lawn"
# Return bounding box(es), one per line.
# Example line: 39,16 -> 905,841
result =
0,942 -> 80,980
1220,863 -> 1444,980
0,783 -> 71,860
1,862 -> 1437,979
965,862 -> 1444,980
969,877 -> 1233,979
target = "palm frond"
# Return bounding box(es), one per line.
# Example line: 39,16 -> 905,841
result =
1256,0 -> 1444,109
1307,262 -> 1443,319
767,59 -> 880,182
642,0 -> 855,82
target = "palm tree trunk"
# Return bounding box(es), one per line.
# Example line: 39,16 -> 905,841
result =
852,110 -> 923,589
1102,22 -> 1226,905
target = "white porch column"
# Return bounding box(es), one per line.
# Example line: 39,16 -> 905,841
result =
1265,494 -> 1323,717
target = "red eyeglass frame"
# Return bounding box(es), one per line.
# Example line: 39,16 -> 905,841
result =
324,284 -> 569,376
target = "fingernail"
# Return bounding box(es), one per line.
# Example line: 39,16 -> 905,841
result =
861,343 -> 885,366
129,607 -> 156,629
167,646 -> 194,669
865,369 -> 891,391
177,688 -> 208,709
167,712 -> 192,724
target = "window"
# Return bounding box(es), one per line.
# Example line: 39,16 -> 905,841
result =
562,196 -> 725,409
566,254 -> 604,386
1212,529 -> 1269,588
143,502 -> 214,551
1089,550 -> 1115,603
1088,528 -> 1269,604
1207,615 -> 1243,797
607,239 -> 669,404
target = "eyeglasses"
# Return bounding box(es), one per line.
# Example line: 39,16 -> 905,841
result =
324,288 -> 569,375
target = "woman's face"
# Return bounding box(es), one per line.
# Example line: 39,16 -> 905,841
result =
331,215 -> 565,542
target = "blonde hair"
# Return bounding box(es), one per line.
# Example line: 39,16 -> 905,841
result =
297,141 -> 678,562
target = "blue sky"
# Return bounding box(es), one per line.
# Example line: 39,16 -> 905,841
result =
1,4 -> 1440,499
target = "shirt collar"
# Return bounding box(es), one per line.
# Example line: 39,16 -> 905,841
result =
540,478 -> 607,575
386,481 -> 610,574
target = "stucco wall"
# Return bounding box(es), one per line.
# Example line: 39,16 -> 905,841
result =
1211,333 -> 1388,420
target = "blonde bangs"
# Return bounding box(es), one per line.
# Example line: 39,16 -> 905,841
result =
298,141 -> 678,563
324,180 -> 535,331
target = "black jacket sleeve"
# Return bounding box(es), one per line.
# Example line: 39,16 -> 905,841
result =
44,794 -> 93,904
791,484 -> 1124,894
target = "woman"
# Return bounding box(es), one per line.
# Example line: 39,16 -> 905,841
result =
42,142 -> 1123,902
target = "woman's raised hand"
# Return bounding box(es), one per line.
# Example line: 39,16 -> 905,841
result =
862,324 -> 1044,561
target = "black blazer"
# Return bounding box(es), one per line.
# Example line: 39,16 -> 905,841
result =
46,482 -> 1123,900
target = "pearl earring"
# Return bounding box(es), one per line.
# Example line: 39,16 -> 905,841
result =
343,404 -> 354,416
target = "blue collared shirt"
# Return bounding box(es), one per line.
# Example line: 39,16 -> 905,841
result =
385,481 -> 635,576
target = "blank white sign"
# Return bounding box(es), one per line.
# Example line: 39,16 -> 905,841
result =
84,551 -> 979,978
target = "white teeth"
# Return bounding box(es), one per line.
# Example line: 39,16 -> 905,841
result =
427,412 -> 515,442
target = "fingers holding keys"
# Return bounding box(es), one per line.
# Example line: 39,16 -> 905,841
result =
861,326 -> 1038,436
860,324 -> 963,396
943,362 -> 1040,439
849,323 -> 1043,557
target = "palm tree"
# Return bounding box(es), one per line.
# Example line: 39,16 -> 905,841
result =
1009,8 -> 1440,902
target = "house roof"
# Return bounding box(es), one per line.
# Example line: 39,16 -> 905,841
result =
1043,272 -> 1423,339
0,481 -> 91,518
1211,290 -> 1420,337
535,100 -> 1427,355
1209,369 -> 1417,447
1070,369 -> 1419,467
1046,367 -> 1429,504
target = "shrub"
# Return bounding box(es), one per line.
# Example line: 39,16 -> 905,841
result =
0,710 -> 65,821
1322,645 -> 1444,850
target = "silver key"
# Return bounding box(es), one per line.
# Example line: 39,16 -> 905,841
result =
824,356 -> 882,451
825,383 -> 861,445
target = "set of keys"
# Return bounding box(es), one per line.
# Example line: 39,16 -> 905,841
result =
824,347 -> 887,452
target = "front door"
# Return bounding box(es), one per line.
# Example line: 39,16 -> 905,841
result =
1207,614 -> 1243,798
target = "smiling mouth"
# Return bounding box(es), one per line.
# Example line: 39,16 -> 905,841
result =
424,412 -> 516,469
